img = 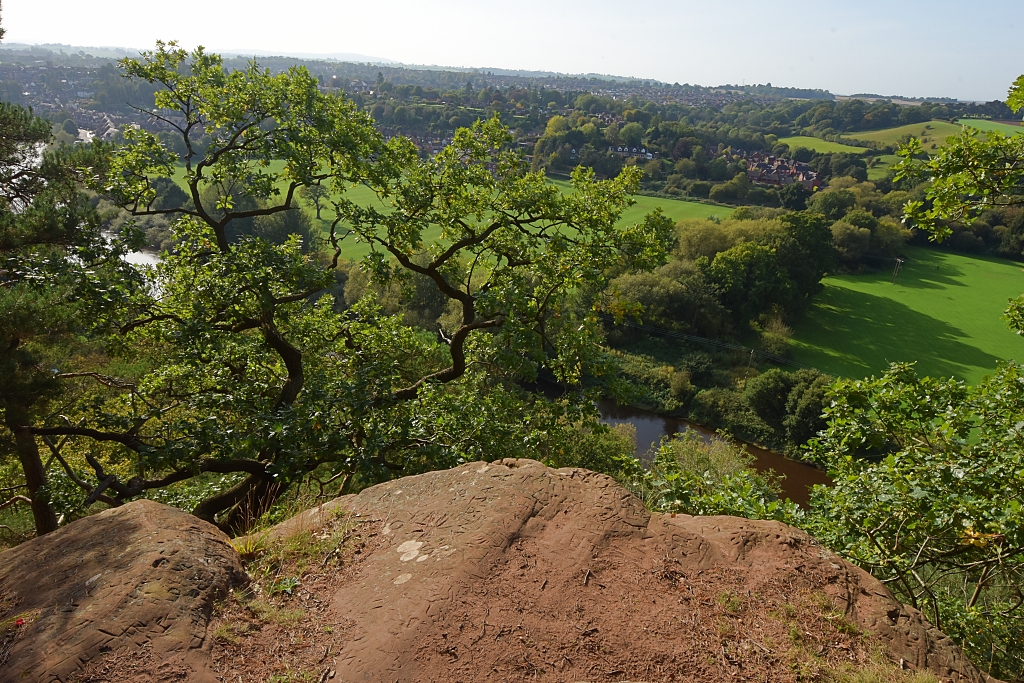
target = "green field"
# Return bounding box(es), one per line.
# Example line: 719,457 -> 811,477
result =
549,179 -> 733,224
866,154 -> 902,181
958,118 -> 1024,135
622,193 -> 734,224
791,247 -> 1024,384
842,119 -> 1021,153
167,166 -> 730,260
779,136 -> 867,154
842,120 -> 964,150
328,182 -> 733,260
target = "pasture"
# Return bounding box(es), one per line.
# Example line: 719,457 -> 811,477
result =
778,136 -> 867,154
328,183 -> 734,260
866,154 -> 902,181
549,179 -> 734,223
790,247 -> 1024,384
841,120 -> 963,150
958,118 -> 1024,135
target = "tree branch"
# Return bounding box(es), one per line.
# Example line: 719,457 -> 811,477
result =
391,316 -> 503,401
0,496 -> 31,513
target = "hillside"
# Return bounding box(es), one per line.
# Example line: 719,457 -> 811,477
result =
791,246 -> 1024,383
958,118 -> 1024,135
0,460 -> 995,682
779,136 -> 867,154
841,121 -> 964,149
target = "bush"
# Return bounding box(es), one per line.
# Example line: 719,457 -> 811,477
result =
759,315 -> 793,358
807,363 -> 1024,680
831,221 -> 871,263
541,422 -> 637,475
687,181 -> 711,198
669,369 -> 696,406
617,431 -> 802,524
809,188 -> 857,221
744,368 -> 832,453
689,388 -> 773,444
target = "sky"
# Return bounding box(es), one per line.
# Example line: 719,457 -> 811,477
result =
4,0 -> 1022,102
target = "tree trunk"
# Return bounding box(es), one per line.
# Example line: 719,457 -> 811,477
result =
7,410 -> 59,536
193,472 -> 286,534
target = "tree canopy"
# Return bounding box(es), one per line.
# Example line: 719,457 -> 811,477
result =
8,43 -> 672,532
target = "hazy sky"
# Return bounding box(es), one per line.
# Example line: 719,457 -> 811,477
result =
4,0 -> 1021,101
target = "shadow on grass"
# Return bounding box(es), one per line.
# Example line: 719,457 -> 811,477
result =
891,248 -> 971,290
828,248 -> 969,291
792,285 -> 1003,380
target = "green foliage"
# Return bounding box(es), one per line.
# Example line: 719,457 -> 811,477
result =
25,44 -> 673,531
780,182 -> 811,210
618,430 -> 801,524
809,188 -> 856,221
1008,76 -> 1024,115
540,422 -> 638,476
688,388 -> 773,445
807,363 -> 1024,680
744,368 -> 832,453
1,94 -> 143,534
896,78 -> 1024,241
704,242 -> 794,325
605,260 -> 729,339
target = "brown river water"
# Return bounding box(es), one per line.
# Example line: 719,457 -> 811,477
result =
597,400 -> 831,507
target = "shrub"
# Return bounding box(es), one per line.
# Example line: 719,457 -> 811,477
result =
744,368 -> 832,453
807,363 -> 1024,680
689,388 -> 773,445
688,181 -> 711,198
831,221 -> 871,263
617,431 -> 801,524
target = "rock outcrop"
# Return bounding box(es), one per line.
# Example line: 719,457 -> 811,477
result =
0,500 -> 245,682
252,458 -> 992,683
0,460 -> 999,682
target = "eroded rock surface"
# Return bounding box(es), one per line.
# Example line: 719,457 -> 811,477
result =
259,458 -> 995,683
0,499 -> 245,682
0,461 -> 1000,682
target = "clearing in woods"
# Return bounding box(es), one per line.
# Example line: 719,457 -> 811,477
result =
791,246 -> 1024,384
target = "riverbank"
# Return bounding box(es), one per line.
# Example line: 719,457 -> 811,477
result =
597,399 -> 830,506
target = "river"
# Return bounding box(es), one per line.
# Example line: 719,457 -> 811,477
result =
124,249 -> 160,267
102,231 -> 162,268
597,400 -> 830,506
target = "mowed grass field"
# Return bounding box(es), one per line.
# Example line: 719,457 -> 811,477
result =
329,182 -> 734,259
791,247 -> 1024,384
779,136 -> 867,154
548,179 -> 734,224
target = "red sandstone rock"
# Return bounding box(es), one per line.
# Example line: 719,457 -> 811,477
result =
0,460 -> 1002,682
0,500 -> 245,682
